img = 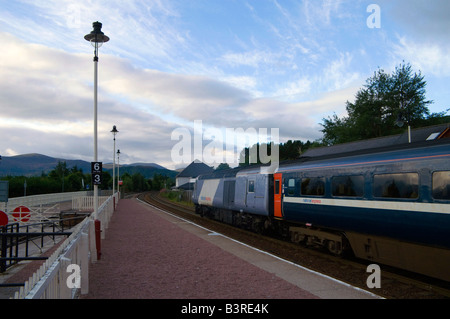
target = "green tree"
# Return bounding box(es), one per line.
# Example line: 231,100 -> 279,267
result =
215,163 -> 231,171
49,161 -> 69,180
320,62 -> 440,145
238,139 -> 323,166
131,173 -> 147,192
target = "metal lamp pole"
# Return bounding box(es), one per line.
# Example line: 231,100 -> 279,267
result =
117,149 -> 121,196
111,125 -> 118,196
85,21 -> 109,219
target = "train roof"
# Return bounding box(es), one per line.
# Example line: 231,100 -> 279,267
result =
279,137 -> 450,172
195,134 -> 450,180
197,138 -> 450,180
197,164 -> 269,179
302,123 -> 450,158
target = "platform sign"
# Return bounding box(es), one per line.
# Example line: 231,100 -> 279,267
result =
0,181 -> 8,203
91,162 -> 103,185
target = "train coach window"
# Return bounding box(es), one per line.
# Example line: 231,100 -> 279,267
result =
432,171 -> 450,200
301,177 -> 325,196
248,180 -> 255,193
332,176 -> 364,197
373,173 -> 419,199
287,179 -> 296,196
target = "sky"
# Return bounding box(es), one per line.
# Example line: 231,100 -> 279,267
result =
0,0 -> 449,170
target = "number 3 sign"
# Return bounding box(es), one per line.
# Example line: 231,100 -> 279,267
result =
91,162 -> 103,185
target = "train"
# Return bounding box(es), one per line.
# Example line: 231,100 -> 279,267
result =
192,138 -> 450,282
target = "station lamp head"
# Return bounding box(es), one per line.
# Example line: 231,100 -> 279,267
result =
111,125 -> 119,134
84,21 -> 109,45
84,21 -> 109,59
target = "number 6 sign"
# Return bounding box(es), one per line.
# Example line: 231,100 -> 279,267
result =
91,162 -> 103,185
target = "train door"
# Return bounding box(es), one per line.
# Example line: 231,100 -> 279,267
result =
246,179 -> 255,208
274,173 -> 283,218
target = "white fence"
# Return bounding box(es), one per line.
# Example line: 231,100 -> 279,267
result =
0,191 -> 90,211
0,192 -> 111,227
72,196 -> 109,212
13,192 -> 119,299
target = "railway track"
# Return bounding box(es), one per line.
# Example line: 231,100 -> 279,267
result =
139,191 -> 450,299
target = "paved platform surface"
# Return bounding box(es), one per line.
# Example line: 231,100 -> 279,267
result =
82,198 -> 381,299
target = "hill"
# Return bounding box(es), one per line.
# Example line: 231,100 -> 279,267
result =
0,153 -> 177,179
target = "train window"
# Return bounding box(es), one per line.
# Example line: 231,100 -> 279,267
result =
432,171 -> 450,200
248,180 -> 255,193
287,179 -> 295,196
301,177 -> 325,196
275,180 -> 280,195
373,173 -> 419,199
332,176 -> 364,197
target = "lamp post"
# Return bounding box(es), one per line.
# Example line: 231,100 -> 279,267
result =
395,110 -> 411,143
85,21 -> 109,219
117,149 -> 121,196
111,125 -> 118,196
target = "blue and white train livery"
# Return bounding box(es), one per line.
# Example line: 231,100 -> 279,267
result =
193,138 -> 450,281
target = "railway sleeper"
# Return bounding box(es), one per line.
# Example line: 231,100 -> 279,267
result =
289,226 -> 345,256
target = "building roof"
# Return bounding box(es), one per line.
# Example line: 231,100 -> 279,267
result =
302,123 -> 450,159
176,160 -> 214,178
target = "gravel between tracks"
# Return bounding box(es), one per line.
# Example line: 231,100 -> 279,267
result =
82,199 -> 318,299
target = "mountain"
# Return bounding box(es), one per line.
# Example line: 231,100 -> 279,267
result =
0,153 -> 176,179
0,153 -> 91,176
102,162 -> 166,170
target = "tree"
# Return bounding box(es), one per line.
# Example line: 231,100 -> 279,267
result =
321,62 -> 438,145
215,163 -> 231,171
49,161 -> 69,180
238,139 -> 323,167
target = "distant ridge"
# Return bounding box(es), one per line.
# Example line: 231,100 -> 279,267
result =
0,153 -> 176,179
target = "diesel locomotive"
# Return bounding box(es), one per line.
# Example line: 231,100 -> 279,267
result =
192,138 -> 450,282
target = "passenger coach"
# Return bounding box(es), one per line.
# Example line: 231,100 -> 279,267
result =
193,138 -> 450,281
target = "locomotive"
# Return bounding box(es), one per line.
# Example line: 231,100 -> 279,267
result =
192,138 -> 450,282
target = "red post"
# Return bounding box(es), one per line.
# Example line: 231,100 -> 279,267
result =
95,219 -> 102,260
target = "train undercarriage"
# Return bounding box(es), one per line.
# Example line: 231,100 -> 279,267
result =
195,204 -> 350,256
195,204 -> 450,282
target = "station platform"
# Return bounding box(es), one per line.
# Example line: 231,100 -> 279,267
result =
83,198 -> 381,300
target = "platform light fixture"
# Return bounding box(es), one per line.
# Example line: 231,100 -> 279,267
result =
85,21 -> 109,219
111,125 -> 119,196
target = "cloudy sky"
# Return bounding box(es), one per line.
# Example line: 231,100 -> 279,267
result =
0,0 -> 449,169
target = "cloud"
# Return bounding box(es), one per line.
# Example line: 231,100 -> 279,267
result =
0,31 -> 180,167
0,0 -> 186,69
392,37 -> 450,78
381,0 -> 450,44
0,32 -> 91,122
5,0 -> 448,170
302,0 -> 345,27
0,30 -> 330,169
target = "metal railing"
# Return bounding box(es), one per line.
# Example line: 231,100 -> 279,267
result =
0,220 -> 76,273
12,192 -> 119,299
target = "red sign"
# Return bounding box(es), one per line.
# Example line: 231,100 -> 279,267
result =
119,180 -> 123,185
0,210 -> 8,226
12,206 -> 31,223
